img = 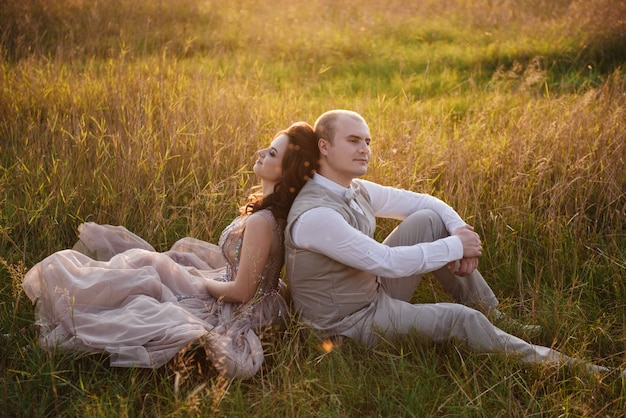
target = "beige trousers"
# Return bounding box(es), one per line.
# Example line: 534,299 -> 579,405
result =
380,209 -> 499,312
358,210 -> 607,373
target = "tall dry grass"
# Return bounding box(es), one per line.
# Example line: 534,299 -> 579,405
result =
1,0 -> 625,416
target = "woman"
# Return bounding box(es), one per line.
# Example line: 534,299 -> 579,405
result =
22,122 -> 319,379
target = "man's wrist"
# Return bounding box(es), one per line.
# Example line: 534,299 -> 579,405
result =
444,236 -> 464,260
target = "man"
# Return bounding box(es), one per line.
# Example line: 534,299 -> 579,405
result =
284,109 -> 609,373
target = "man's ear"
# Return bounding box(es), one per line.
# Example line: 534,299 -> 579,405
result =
318,138 -> 330,155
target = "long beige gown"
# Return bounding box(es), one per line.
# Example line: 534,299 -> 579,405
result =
22,209 -> 288,379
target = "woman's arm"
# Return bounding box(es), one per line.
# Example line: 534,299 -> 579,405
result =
205,213 -> 273,303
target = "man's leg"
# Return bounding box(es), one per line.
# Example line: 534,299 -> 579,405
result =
369,292 -> 608,376
380,209 -> 498,313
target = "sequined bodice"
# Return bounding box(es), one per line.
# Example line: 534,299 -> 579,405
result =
218,209 -> 285,295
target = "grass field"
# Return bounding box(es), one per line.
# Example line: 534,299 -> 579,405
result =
1,0 -> 625,416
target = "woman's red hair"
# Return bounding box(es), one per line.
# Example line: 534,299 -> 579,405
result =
244,122 -> 319,221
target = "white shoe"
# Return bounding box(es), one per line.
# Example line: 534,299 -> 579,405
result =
491,309 -> 543,334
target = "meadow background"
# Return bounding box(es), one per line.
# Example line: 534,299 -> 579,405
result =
1,0 -> 625,416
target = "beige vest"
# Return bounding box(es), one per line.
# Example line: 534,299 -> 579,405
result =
285,180 -> 379,331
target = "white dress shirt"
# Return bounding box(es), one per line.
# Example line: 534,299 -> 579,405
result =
290,174 -> 467,278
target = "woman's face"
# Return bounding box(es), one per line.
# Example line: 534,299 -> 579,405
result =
253,134 -> 289,183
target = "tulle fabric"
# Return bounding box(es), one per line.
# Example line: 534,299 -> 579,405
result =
22,212 -> 288,379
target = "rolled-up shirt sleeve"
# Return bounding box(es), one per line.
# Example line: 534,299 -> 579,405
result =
291,207 -> 463,278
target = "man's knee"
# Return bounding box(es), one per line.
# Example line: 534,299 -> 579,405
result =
384,209 -> 447,246
407,209 -> 444,229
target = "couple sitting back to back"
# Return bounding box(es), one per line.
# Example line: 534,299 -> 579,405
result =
23,110 -> 620,378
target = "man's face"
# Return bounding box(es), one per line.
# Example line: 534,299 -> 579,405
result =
319,114 -> 371,186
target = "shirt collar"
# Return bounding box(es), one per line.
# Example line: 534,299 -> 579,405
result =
312,174 -> 358,201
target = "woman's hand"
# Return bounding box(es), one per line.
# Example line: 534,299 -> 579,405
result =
205,213 -> 273,303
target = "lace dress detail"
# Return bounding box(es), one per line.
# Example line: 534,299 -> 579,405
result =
218,210 -> 285,297
22,209 -> 288,379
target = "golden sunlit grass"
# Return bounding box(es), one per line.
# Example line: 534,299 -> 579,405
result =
1,0 -> 625,416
